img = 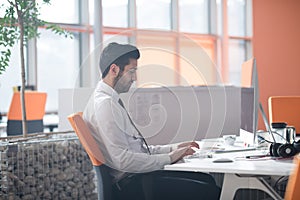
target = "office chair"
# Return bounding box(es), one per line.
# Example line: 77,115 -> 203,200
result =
68,113 -> 221,200
67,112 -> 113,200
268,96 -> 300,134
285,155 -> 300,200
7,91 -> 47,136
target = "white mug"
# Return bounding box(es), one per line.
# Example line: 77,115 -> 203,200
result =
271,122 -> 296,144
223,135 -> 236,146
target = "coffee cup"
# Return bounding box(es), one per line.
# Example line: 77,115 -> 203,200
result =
223,135 -> 236,146
271,122 -> 296,144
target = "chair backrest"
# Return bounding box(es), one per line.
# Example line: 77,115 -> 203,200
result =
285,155 -> 300,200
68,112 -> 113,200
6,91 -> 47,135
67,112 -> 104,166
268,96 -> 300,134
7,91 -> 47,120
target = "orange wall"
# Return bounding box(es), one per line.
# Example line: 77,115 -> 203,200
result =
252,0 -> 300,129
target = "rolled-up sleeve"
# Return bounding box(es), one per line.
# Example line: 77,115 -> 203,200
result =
149,145 -> 173,154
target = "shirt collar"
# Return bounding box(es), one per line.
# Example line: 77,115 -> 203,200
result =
97,80 -> 120,102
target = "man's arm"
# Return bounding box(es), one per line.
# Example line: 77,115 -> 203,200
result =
150,141 -> 199,154
90,99 -> 171,173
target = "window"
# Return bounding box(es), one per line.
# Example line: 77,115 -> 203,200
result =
228,39 -> 247,85
103,34 -> 129,46
136,33 -> 176,86
40,0 -> 79,24
37,29 -> 79,111
0,44 -> 21,112
179,36 -> 217,85
136,0 -> 171,30
0,0 -> 252,113
102,0 -> 128,27
228,0 -> 247,36
179,0 -> 209,34
227,0 -> 252,85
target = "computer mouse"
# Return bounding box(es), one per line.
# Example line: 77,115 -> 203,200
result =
212,158 -> 234,163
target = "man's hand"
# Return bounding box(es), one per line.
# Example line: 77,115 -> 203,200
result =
169,146 -> 196,164
177,141 -> 199,149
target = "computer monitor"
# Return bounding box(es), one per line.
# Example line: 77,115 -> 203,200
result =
241,58 -> 259,144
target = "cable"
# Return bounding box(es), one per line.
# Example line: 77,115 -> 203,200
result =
271,131 -> 289,143
274,176 -> 288,193
257,135 -> 273,144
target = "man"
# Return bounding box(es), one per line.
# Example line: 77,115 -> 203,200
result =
83,42 -> 220,200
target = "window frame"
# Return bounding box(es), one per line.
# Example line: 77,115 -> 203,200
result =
0,0 -> 253,114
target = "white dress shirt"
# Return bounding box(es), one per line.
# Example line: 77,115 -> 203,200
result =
83,81 -> 172,182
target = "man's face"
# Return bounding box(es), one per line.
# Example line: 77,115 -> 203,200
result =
114,58 -> 137,93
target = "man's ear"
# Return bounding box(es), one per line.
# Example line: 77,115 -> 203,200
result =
109,64 -> 120,77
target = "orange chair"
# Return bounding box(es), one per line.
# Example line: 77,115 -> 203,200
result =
68,112 -> 113,200
7,91 -> 47,136
285,155 -> 300,200
68,113 -> 222,200
268,96 -> 300,134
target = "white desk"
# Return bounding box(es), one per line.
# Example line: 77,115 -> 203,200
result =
164,148 -> 295,200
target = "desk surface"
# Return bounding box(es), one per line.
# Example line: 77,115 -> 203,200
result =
165,149 -> 295,176
165,139 -> 296,200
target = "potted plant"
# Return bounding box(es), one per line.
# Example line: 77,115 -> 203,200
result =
0,0 -> 72,137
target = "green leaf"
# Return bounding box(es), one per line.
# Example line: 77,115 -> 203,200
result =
0,0 -> 73,76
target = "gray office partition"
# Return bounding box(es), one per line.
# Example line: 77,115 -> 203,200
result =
58,86 -> 254,145
121,86 -> 254,145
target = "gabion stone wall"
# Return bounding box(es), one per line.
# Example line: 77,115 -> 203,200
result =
0,137 -> 98,200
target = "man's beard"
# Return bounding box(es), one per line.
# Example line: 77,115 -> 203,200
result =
114,74 -> 132,93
